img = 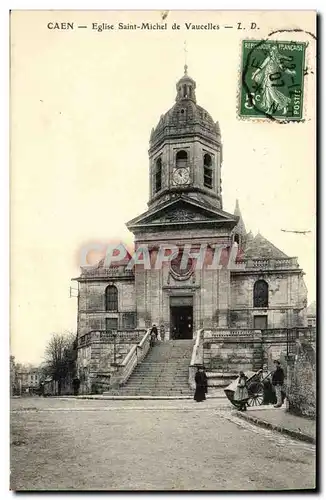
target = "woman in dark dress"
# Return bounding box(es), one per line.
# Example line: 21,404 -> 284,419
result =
194,366 -> 208,402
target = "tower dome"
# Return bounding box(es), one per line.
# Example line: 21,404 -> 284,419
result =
150,66 -> 221,151
147,66 -> 223,210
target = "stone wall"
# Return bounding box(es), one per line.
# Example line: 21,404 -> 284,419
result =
202,329 -> 303,374
77,239 -> 307,342
203,330 -> 264,373
204,339 -> 255,373
230,272 -> 307,329
78,279 -> 136,337
77,340 -> 138,394
133,230 -> 233,337
286,342 -> 316,418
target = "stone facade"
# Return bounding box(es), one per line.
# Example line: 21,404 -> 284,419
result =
14,365 -> 41,394
306,301 -> 316,327
74,67 -> 308,386
286,342 -> 316,418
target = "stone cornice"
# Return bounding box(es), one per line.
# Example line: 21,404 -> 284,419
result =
230,268 -> 303,276
75,275 -> 135,283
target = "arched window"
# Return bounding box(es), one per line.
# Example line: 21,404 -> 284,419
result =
253,280 -> 269,308
234,234 -> 240,245
155,158 -> 162,193
176,150 -> 188,169
203,153 -> 213,189
183,84 -> 187,98
105,285 -> 118,311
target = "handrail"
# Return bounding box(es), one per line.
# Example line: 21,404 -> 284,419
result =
109,327 -> 152,389
121,345 -> 138,367
190,329 -> 203,367
188,329 -> 204,390
138,329 -> 152,349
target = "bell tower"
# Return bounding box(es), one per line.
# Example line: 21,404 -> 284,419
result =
148,66 -> 223,210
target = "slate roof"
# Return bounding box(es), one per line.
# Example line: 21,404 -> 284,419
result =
243,232 -> 290,259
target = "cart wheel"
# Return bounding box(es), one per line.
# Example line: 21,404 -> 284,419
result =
247,389 -> 264,407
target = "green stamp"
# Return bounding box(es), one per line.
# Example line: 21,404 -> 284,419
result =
240,39 -> 306,121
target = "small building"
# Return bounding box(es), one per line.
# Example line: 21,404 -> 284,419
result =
15,365 -> 41,395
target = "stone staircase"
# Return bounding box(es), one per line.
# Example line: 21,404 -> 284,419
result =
112,340 -> 194,396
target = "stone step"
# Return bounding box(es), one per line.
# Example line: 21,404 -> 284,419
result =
117,384 -> 191,389
126,377 -> 189,382
134,368 -> 189,372
133,367 -> 189,372
125,378 -> 189,384
118,390 -> 193,396
112,340 -> 194,397
120,380 -> 189,385
133,368 -> 189,374
137,361 -> 190,365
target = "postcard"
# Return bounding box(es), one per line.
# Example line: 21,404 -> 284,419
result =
10,10 -> 316,492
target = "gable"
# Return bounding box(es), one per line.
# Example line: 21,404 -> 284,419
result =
244,233 -> 289,259
126,196 -> 238,230
143,204 -> 218,224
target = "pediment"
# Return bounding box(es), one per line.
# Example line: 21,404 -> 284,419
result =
126,196 -> 238,230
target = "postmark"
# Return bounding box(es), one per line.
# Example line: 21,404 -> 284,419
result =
239,39 -> 307,121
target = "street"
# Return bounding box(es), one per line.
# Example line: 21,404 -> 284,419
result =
10,397 -> 316,491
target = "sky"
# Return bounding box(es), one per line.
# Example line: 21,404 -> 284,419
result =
10,10 -> 316,364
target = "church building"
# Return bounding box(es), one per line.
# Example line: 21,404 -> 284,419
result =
75,66 -> 307,351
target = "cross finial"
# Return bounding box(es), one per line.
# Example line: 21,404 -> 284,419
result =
184,40 -> 188,74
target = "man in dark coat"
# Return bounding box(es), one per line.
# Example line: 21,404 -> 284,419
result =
151,324 -> 158,340
72,377 -> 81,396
272,360 -> 285,408
38,381 -> 45,397
194,366 -> 208,402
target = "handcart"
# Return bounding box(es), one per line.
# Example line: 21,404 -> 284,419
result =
224,369 -> 276,408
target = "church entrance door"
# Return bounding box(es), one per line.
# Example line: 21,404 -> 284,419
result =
170,306 -> 193,339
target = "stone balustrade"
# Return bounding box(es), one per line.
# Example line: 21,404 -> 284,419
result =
232,257 -> 299,271
78,329 -> 146,347
204,329 -> 261,339
81,267 -> 134,278
188,329 -> 204,389
109,328 -> 152,389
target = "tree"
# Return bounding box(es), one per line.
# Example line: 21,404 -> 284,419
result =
43,331 -> 77,395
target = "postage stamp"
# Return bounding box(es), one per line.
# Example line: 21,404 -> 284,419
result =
239,39 -> 307,121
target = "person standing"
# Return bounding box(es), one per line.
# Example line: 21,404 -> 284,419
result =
150,329 -> 156,347
194,366 -> 208,402
39,381 -> 45,397
160,324 -> 165,342
272,360 -> 285,408
72,377 -> 81,396
151,324 -> 158,340
234,371 -> 249,411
